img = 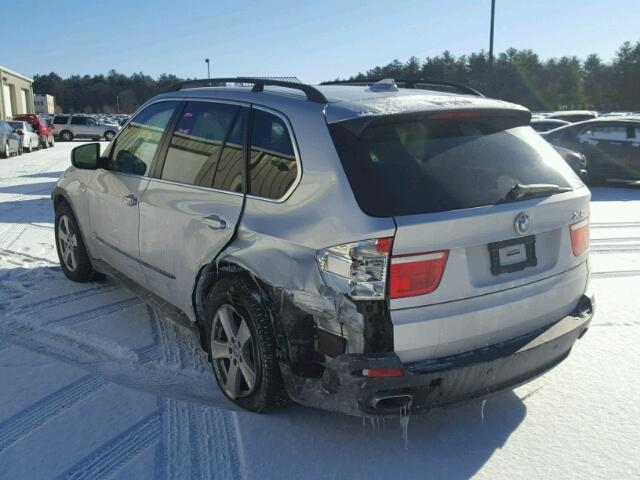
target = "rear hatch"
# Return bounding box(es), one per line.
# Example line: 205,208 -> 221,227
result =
329,108 -> 590,359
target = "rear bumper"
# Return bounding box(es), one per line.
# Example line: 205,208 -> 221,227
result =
282,294 -> 594,417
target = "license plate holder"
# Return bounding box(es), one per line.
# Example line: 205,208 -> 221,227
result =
488,235 -> 537,275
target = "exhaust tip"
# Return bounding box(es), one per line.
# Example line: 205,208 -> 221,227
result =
369,393 -> 413,411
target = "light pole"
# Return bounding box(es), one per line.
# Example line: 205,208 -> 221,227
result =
488,0 -> 496,94
116,94 -> 120,114
205,58 -> 210,81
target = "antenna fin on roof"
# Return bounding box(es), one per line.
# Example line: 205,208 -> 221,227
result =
369,78 -> 399,92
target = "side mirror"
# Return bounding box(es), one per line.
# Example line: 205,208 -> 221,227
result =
71,143 -> 102,169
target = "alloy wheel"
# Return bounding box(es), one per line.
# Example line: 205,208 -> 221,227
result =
57,215 -> 79,271
210,304 -> 259,400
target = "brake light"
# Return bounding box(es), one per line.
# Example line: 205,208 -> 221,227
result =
362,367 -> 404,378
318,239 -> 449,300
389,251 -> 449,299
570,218 -> 589,256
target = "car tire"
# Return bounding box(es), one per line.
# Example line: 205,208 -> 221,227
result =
1,142 -> 8,159
104,130 -> 116,141
54,202 -> 98,282
204,276 -> 288,413
59,130 -> 73,142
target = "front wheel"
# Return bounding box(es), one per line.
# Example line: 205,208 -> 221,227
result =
54,203 -> 98,282
204,277 -> 288,412
1,142 -> 8,158
59,130 -> 73,142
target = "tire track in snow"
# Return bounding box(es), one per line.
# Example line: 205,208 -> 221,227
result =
0,298 -> 141,350
49,297 -> 142,328
151,308 -> 243,479
0,289 -> 127,352
0,375 -> 107,454
0,247 -> 59,266
5,283 -> 118,315
592,269 -> 640,278
54,413 -> 161,480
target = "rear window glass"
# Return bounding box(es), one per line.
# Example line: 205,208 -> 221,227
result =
330,114 -> 581,217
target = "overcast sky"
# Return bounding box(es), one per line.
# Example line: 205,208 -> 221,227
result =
2,0 -> 639,83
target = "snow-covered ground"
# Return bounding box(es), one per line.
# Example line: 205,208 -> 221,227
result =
1,143 -> 639,479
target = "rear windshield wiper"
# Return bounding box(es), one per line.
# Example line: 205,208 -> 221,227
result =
505,183 -> 572,201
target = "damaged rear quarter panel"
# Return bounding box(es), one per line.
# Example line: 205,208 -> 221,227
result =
218,102 -> 395,360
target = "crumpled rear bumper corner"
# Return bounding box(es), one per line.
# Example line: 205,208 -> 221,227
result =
281,294 -> 594,417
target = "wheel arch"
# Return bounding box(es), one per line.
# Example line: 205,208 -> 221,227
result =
192,259 -> 293,364
52,187 -> 96,260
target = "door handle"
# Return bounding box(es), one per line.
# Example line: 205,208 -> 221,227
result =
203,213 -> 226,230
123,194 -> 138,206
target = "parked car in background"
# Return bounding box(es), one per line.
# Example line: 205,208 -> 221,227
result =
52,115 -> 120,141
52,77 -> 593,416
531,118 -> 570,132
543,118 -> 640,183
547,110 -> 598,123
7,121 -> 41,152
553,145 -> 588,182
12,114 -> 55,148
0,120 -> 22,158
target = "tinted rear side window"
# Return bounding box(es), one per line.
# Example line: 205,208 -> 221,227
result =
53,116 -> 67,124
248,109 -> 297,199
161,102 -> 241,189
330,114 -> 580,217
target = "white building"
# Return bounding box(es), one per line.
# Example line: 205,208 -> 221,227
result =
0,64 -> 34,119
34,94 -> 56,114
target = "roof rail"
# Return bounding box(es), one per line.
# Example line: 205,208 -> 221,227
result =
175,77 -> 328,103
321,78 -> 484,97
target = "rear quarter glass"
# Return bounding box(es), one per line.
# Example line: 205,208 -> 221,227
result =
330,113 -> 582,218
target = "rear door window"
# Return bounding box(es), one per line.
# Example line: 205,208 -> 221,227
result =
578,124 -> 628,142
248,109 -> 298,199
71,116 -> 87,125
329,112 -> 580,217
160,101 -> 242,189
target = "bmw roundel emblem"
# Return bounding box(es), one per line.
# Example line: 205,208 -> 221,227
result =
515,212 -> 531,235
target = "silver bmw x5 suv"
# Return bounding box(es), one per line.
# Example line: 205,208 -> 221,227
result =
52,77 -> 594,416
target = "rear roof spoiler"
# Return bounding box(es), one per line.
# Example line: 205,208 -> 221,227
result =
332,108 -> 531,136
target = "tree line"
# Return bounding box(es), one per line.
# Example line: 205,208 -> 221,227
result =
331,39 -> 640,111
33,70 -> 183,114
33,39 -> 640,114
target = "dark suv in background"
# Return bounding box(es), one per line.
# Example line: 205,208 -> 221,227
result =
543,117 -> 640,183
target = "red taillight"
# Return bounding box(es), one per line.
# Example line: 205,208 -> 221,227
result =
570,218 -> 589,256
362,367 -> 404,378
389,250 -> 449,299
